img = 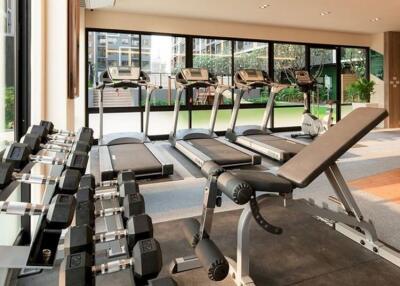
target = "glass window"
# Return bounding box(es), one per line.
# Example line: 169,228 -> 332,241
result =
274,106 -> 305,128
234,41 -> 269,104
340,47 -> 368,117
148,111 -> 189,136
87,31 -> 140,108
193,38 -> 232,106
89,112 -> 142,138
274,43 -> 306,83
193,38 -> 232,80
141,35 -> 186,106
273,43 -> 305,127
310,47 -> 338,123
236,108 -> 271,129
234,41 -> 268,72
0,0 -> 16,149
370,50 -> 383,80
192,109 -> 232,131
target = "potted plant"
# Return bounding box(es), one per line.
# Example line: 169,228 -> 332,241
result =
346,78 -> 377,109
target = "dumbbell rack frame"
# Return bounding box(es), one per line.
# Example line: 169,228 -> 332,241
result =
0,157 -> 66,269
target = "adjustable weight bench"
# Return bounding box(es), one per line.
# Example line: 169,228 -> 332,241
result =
172,107 -> 400,285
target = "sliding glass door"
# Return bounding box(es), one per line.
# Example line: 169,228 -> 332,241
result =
310,46 -> 338,123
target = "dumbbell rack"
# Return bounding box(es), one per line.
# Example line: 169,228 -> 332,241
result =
85,183 -> 135,284
0,154 -> 66,269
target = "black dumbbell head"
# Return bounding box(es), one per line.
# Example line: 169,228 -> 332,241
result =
22,133 -> 41,154
46,194 -> 76,229
65,151 -> 88,174
30,125 -> 49,143
76,186 -> 95,203
123,193 -> 145,219
75,199 -> 95,228
0,162 -> 13,189
59,169 -> 81,194
133,238 -> 162,281
118,180 -> 139,203
72,141 -> 90,153
64,225 -> 94,256
76,128 -> 94,146
60,251 -> 93,286
126,214 -> 153,250
117,170 -> 136,185
79,174 -> 96,190
3,142 -> 31,170
40,120 -> 55,134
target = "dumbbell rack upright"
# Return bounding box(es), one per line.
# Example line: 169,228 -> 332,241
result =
0,155 -> 66,269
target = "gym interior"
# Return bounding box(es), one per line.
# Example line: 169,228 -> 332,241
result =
1,1 -> 400,285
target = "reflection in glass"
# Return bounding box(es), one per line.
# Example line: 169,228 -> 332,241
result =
310,48 -> 337,123
87,31 -> 140,108
1,0 -> 16,148
234,41 -> 269,104
141,35 -> 186,106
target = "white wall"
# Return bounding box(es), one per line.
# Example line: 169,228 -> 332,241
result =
86,11 -> 372,47
32,9 -> 387,130
30,0 -> 46,124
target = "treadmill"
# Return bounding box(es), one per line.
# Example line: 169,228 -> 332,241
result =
169,68 -> 261,168
95,66 -> 173,181
225,69 -> 304,162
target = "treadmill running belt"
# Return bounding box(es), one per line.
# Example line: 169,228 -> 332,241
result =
188,138 -> 253,166
108,144 -> 163,175
247,134 -> 304,154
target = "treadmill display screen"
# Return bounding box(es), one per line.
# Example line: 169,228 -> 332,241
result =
239,69 -> 265,82
181,68 -> 209,81
190,69 -> 202,77
108,66 -> 141,81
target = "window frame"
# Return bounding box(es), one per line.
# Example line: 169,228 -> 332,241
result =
85,27 -> 369,138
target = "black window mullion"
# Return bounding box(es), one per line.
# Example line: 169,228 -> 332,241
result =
186,36 -> 193,129
138,34 -> 144,132
15,0 -> 31,140
269,42 -> 275,128
336,46 -> 342,121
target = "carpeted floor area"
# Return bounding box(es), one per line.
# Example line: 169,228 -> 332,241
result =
15,129 -> 400,286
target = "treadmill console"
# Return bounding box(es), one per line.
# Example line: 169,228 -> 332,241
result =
237,69 -> 266,82
295,71 -> 314,85
181,68 -> 210,82
108,66 -> 141,81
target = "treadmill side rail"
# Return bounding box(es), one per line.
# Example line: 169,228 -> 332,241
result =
175,141 -> 213,168
145,142 -> 174,176
99,145 -> 114,181
214,137 -> 262,165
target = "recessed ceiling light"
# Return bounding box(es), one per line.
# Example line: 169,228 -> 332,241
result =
370,17 -> 381,22
259,4 -> 270,9
320,11 -> 332,16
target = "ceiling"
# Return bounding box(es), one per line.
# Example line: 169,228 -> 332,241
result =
97,0 -> 400,34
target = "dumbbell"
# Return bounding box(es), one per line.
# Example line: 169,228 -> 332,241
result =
27,124 -> 94,146
22,132 -> 90,154
0,162 -> 81,194
75,173 -> 141,228
3,142 -> 88,174
64,215 -> 153,256
40,120 -> 75,137
60,238 -> 163,286
0,194 -> 76,229
80,172 -> 139,203
75,193 -> 145,230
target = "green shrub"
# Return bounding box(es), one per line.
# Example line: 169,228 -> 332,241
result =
346,78 -> 375,102
5,87 -> 15,129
